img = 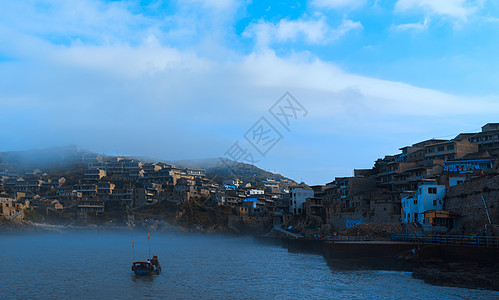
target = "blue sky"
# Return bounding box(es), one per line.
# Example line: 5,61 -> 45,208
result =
1,0 -> 499,184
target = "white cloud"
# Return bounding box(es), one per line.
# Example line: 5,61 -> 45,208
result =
0,0 -> 143,45
395,0 -> 477,20
239,51 -> 499,117
311,0 -> 366,10
243,18 -> 362,49
393,16 -> 430,31
2,0 -> 499,184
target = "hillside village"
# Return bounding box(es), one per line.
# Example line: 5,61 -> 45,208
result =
1,123 -> 499,237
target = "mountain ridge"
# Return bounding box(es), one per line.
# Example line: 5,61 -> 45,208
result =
0,146 -> 298,186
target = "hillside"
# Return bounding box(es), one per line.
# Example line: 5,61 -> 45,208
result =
174,158 -> 297,187
0,145 -> 99,171
0,146 -> 297,187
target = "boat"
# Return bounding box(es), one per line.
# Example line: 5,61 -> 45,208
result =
132,255 -> 161,275
131,233 -> 161,275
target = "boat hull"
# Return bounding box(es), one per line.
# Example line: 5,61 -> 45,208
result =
132,261 -> 161,275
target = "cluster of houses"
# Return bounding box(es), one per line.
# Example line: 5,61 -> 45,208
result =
1,123 -> 498,234
0,153 -> 296,224
0,156 -> 212,221
294,122 -> 499,233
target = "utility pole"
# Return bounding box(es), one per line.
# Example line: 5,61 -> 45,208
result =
481,194 -> 492,234
481,194 -> 492,225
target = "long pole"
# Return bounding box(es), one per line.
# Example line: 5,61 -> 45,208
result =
481,194 -> 492,225
148,232 -> 151,259
132,240 -> 135,261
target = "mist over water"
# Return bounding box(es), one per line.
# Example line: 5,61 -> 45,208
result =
1,231 -> 497,299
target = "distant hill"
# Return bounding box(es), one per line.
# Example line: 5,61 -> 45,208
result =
0,146 -> 297,187
0,145 -> 100,170
174,158 -> 297,187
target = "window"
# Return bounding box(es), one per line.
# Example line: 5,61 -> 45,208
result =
298,208 -> 302,214
428,187 -> 437,194
479,163 -> 490,169
413,199 -> 417,204
438,146 -> 445,152
447,144 -> 454,150
433,200 -> 437,206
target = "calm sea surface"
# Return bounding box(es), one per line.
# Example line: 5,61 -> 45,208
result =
1,230 -> 498,299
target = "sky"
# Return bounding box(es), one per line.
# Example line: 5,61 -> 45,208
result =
1,0 -> 499,185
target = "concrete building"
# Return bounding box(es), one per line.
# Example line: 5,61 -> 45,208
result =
247,189 -> 264,196
134,185 -> 159,206
73,184 -> 98,197
397,139 -> 448,162
444,157 -> 496,174
84,168 -> 106,181
142,163 -> 162,173
183,168 -> 206,178
0,192 -> 17,220
465,123 -> 499,155
441,152 -> 498,186
88,162 -> 106,170
376,160 -> 418,191
401,180 -> 445,225
106,161 -> 124,173
57,188 -> 82,199
289,187 -> 314,215
424,140 -> 478,161
110,189 -> 133,204
0,191 -> 29,222
14,179 -> 28,192
97,182 -> 115,196
392,160 -> 444,192
304,197 -> 324,223
77,199 -> 104,213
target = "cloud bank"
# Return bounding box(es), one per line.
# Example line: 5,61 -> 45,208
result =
1,0 -> 498,184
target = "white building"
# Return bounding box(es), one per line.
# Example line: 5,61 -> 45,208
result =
247,189 -> 264,196
401,180 -> 445,225
289,187 -> 314,215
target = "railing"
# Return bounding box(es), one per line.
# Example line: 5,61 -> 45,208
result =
330,235 -> 371,242
391,234 -> 499,248
273,224 -> 303,239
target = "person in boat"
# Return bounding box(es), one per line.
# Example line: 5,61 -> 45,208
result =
148,256 -> 160,273
149,256 -> 159,266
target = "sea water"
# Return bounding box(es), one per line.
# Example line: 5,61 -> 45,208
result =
1,231 -> 497,299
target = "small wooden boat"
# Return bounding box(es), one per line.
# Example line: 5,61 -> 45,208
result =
132,256 -> 161,275
131,233 -> 161,275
